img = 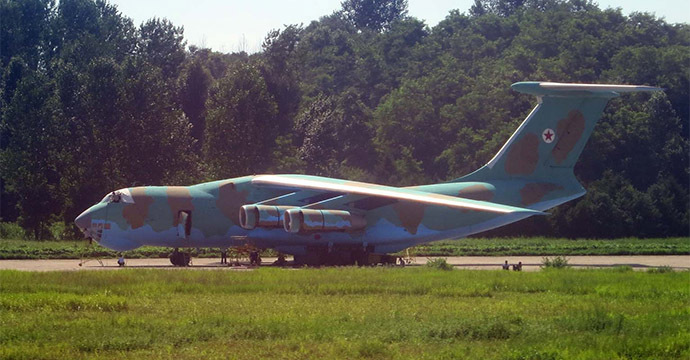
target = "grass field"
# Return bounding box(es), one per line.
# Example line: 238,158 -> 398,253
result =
0,239 -> 220,260
406,237 -> 690,256
0,267 -> 688,359
1,237 -> 688,260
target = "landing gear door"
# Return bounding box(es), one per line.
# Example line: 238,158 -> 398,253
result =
177,211 -> 192,240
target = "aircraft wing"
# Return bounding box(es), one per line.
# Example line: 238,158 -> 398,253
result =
252,174 -> 544,215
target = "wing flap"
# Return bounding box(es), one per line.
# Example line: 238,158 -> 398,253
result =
252,175 -> 545,215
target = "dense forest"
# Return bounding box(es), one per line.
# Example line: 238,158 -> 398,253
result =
1,0 -> 688,239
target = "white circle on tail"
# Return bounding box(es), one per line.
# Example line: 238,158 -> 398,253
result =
542,128 -> 555,143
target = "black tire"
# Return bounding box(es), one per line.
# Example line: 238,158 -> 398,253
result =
169,251 -> 190,267
170,253 -> 179,266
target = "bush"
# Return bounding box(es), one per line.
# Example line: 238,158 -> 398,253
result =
49,222 -> 69,241
647,266 -> 674,273
0,222 -> 26,239
426,257 -> 454,271
541,256 -> 570,269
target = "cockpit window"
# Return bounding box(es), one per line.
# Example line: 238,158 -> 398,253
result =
100,189 -> 135,204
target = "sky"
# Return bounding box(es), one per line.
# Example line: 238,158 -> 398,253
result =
108,0 -> 690,53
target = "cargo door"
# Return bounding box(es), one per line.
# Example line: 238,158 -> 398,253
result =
177,210 -> 192,240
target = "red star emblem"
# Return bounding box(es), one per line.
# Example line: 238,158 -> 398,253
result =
544,130 -> 553,141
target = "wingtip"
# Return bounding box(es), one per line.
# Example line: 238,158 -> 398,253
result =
503,206 -> 549,216
517,209 -> 548,216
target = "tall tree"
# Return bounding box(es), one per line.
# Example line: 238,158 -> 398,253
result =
204,63 -> 278,178
51,0 -> 137,67
293,95 -> 341,175
341,0 -> 408,32
138,18 -> 186,80
178,58 -> 212,151
292,90 -> 374,177
0,71 -> 64,238
261,25 -> 303,133
0,0 -> 52,69
296,14 -> 358,98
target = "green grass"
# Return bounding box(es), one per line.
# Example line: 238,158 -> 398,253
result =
541,256 -> 570,269
425,257 -> 454,271
0,239 -> 175,259
0,268 -> 688,359
405,237 -> 690,256
1,237 -> 688,260
0,239 -> 277,260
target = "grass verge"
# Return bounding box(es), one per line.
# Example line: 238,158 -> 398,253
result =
0,237 -> 688,260
0,267 -> 687,359
405,237 -> 690,256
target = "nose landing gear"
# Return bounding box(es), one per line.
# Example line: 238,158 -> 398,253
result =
169,248 -> 191,266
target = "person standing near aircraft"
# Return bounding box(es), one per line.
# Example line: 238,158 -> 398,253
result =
249,251 -> 261,266
220,248 -> 228,265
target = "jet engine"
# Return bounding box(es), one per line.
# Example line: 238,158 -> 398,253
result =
239,205 -> 293,230
283,209 -> 366,233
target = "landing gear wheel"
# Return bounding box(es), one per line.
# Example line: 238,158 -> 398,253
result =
170,249 -> 190,266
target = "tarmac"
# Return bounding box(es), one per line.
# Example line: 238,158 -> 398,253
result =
0,255 -> 687,271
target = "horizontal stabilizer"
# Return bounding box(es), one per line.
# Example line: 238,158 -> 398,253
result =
511,81 -> 662,97
252,175 -> 545,215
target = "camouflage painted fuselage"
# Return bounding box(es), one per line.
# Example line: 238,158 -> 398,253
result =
74,82 -> 661,257
75,175 -> 568,254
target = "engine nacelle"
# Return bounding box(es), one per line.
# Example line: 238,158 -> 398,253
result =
239,205 -> 293,230
283,209 -> 366,233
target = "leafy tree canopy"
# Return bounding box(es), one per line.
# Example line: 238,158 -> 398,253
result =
0,0 -> 687,239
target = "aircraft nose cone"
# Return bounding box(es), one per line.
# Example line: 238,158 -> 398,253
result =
74,209 -> 92,231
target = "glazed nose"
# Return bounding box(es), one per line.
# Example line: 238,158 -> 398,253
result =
74,209 -> 92,231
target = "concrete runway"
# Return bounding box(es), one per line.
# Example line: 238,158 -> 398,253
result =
0,255 -> 687,271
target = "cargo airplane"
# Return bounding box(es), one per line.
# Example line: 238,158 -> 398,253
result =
75,82 -> 660,265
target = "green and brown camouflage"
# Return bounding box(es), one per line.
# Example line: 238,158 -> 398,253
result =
74,82 -> 661,265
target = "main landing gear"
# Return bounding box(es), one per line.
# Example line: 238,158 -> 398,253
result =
169,248 -> 191,266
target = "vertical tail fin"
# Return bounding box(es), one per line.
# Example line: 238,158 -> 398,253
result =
459,82 -> 661,183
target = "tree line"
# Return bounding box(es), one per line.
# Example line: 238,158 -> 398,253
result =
1,0 -> 688,239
